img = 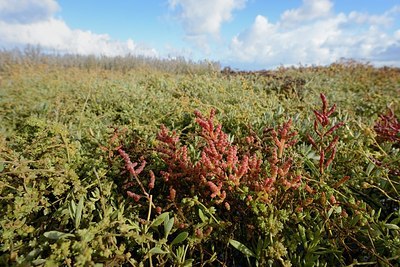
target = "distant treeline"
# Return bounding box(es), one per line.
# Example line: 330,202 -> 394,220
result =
0,46 -> 220,74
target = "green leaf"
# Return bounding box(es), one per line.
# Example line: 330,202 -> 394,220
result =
75,196 -> 84,229
149,247 -> 168,255
198,208 -> 208,223
366,162 -> 375,176
228,239 -> 255,258
44,231 -> 74,240
126,219 -> 140,231
164,217 -> 174,238
390,217 -> 400,225
298,224 -> 306,243
334,206 -> 342,214
385,224 -> 400,230
32,259 -> 47,265
349,215 -> 361,227
150,212 -> 169,228
327,207 -> 334,218
171,232 -> 189,246
0,161 -> 4,172
68,200 -> 76,220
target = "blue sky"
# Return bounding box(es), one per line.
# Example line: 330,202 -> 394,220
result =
1,0 -> 400,69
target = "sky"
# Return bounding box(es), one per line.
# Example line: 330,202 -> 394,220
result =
1,0 -> 400,70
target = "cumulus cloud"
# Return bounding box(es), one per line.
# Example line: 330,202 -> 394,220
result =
0,0 -> 59,23
169,0 -> 246,51
281,0 -> 333,25
228,0 -> 400,68
0,0 -> 157,57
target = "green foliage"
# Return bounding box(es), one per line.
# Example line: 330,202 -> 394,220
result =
0,53 -> 399,266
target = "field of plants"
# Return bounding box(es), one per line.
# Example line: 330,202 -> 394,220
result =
0,50 -> 399,266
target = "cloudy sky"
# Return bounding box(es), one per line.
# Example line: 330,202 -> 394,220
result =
1,0 -> 400,69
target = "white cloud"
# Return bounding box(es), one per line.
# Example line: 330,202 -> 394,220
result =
281,0 -> 333,25
227,0 -> 400,68
0,0 -> 157,57
0,0 -> 59,23
169,0 -> 246,51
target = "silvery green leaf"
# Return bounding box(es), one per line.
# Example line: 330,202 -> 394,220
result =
228,239 -> 255,258
149,247 -> 168,254
164,217 -> 174,238
44,231 -> 74,240
150,212 -> 169,228
75,196 -> 84,229
171,232 -> 189,246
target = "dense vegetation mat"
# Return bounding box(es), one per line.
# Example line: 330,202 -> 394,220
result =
0,53 -> 399,266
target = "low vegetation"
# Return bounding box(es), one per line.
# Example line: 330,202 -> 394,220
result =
0,50 -> 399,266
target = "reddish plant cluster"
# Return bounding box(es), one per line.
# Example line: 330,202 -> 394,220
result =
308,93 -> 344,174
259,119 -> 301,193
117,147 -> 155,202
156,109 -> 262,205
374,108 -> 400,145
156,109 -> 302,207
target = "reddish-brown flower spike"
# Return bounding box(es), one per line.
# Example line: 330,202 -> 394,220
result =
325,136 -> 339,152
207,181 -> 222,198
125,162 -> 137,175
319,149 -> 325,173
127,191 -> 142,202
291,175 -> 302,189
270,147 -> 278,165
326,122 -> 345,136
263,177 -> 274,191
209,108 -> 216,121
324,147 -> 337,168
307,135 -> 318,149
195,109 -> 216,134
320,93 -> 328,113
160,171 -> 170,182
200,151 -> 214,170
226,146 -> 238,169
313,110 -> 326,126
329,194 -> 337,205
236,155 -> 249,179
157,125 -> 179,146
169,187 -> 176,201
305,184 -> 315,194
195,228 -> 203,238
333,176 -> 351,188
148,170 -> 155,190
246,135 -> 255,144
326,104 -> 337,117
374,109 -> 400,143
270,165 -> 278,180
281,178 -> 291,189
280,158 -> 293,177
217,190 -> 227,204
118,148 -> 132,164
204,226 -> 213,237
135,160 -> 146,175
313,120 -> 322,136
287,138 -> 298,147
155,206 -> 162,214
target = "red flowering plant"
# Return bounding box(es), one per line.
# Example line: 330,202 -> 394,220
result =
369,108 -> 400,214
155,109 -> 304,214
156,109 -> 262,208
307,93 -> 345,176
374,108 -> 400,146
262,119 -> 301,191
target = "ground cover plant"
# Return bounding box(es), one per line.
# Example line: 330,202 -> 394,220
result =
0,50 -> 399,266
